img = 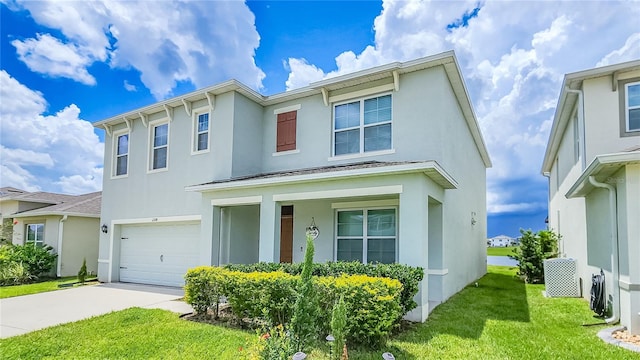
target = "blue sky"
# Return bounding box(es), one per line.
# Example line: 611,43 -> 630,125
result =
1,0 -> 639,238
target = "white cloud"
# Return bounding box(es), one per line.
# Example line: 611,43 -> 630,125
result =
282,0 -> 639,216
8,0 -> 265,99
123,80 -> 136,92
0,71 -> 103,194
12,33 -> 97,85
596,32 -> 640,67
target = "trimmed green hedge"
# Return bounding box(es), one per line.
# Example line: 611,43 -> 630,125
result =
184,266 -> 403,347
224,261 -> 423,316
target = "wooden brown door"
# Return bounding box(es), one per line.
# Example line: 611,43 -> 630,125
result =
280,206 -> 294,263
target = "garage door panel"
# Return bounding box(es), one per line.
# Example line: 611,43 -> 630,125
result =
119,222 -> 199,287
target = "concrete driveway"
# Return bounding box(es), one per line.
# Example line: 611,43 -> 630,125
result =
0,282 -> 193,339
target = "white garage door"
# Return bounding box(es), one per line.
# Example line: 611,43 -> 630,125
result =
120,222 -> 200,287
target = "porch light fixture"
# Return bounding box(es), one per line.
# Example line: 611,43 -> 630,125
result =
305,217 -> 319,240
101,224 -> 108,234
471,212 -> 477,226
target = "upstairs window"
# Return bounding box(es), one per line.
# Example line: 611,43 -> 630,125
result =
333,94 -> 392,156
151,122 -> 169,170
626,81 -> 640,132
276,110 -> 297,152
114,132 -> 129,177
26,223 -> 44,247
194,112 -> 209,152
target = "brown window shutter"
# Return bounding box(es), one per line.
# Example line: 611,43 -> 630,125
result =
277,111 -> 297,152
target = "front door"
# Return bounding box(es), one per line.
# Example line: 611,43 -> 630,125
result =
280,205 -> 293,263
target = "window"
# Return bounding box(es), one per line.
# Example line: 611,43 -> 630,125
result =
276,110 -> 297,152
625,81 -> 640,132
114,132 -> 129,176
336,208 -> 396,264
26,223 -> 44,247
194,112 -> 209,152
151,122 -> 168,170
333,94 -> 392,156
572,115 -> 580,164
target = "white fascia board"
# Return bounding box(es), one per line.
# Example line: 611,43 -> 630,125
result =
186,161 -> 458,193
274,185 -> 403,202
12,212 -> 100,219
111,214 -> 202,225
566,151 -> 640,198
211,196 -> 262,206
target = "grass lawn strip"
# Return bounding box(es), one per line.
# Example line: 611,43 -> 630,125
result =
1,266 -> 637,359
487,246 -> 518,257
0,277 -> 97,299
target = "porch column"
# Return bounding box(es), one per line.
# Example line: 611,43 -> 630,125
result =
399,177 -> 429,322
202,205 -> 221,266
259,197 -> 281,262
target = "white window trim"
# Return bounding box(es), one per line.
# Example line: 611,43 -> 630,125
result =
111,129 -> 130,179
272,149 -> 300,157
147,119 -> 170,173
273,104 -> 301,115
191,106 -> 211,155
332,92 -> 393,157
334,207 -> 398,264
625,81 -> 640,132
25,223 -> 45,247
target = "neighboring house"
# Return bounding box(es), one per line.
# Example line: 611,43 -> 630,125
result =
0,187 -> 101,277
542,60 -> 640,334
488,235 -> 513,247
94,51 -> 492,322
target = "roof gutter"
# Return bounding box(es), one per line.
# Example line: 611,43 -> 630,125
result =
588,176 -> 620,325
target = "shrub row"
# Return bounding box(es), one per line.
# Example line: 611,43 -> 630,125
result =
224,261 -> 423,316
184,266 -> 403,347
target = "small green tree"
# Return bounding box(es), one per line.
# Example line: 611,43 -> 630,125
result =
78,258 -> 88,284
330,295 -> 347,360
290,235 -> 319,352
511,229 -> 559,283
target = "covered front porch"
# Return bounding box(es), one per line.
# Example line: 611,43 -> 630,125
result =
187,161 -> 457,321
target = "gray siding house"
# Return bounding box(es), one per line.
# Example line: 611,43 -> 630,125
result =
95,51 -> 491,322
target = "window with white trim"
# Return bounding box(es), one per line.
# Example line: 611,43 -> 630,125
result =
333,94 -> 392,156
336,208 -> 396,264
194,112 -> 209,152
26,223 -> 44,247
625,81 -> 640,132
151,122 -> 169,170
113,132 -> 129,176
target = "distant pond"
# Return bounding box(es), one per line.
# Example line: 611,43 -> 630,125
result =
487,256 -> 519,267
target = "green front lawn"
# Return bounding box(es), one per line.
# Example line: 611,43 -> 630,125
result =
0,276 -> 97,299
1,267 -> 634,359
487,245 -> 518,256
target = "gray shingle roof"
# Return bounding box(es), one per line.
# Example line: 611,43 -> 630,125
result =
5,189 -> 102,218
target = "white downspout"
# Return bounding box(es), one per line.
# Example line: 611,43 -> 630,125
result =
565,87 -> 586,171
588,176 -> 620,324
57,215 -> 68,277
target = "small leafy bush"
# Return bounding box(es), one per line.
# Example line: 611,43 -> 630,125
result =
78,258 -> 88,284
330,295 -> 347,360
0,243 -> 57,285
290,235 -> 319,351
317,274 -> 402,348
225,261 -> 422,316
510,229 -> 559,283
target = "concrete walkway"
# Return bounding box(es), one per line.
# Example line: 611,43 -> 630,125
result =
0,282 -> 193,339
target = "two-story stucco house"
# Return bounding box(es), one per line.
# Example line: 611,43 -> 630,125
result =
94,51 -> 491,322
542,60 -> 640,334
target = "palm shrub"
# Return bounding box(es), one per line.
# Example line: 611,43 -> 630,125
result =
289,235 -> 319,352
510,229 -> 559,283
